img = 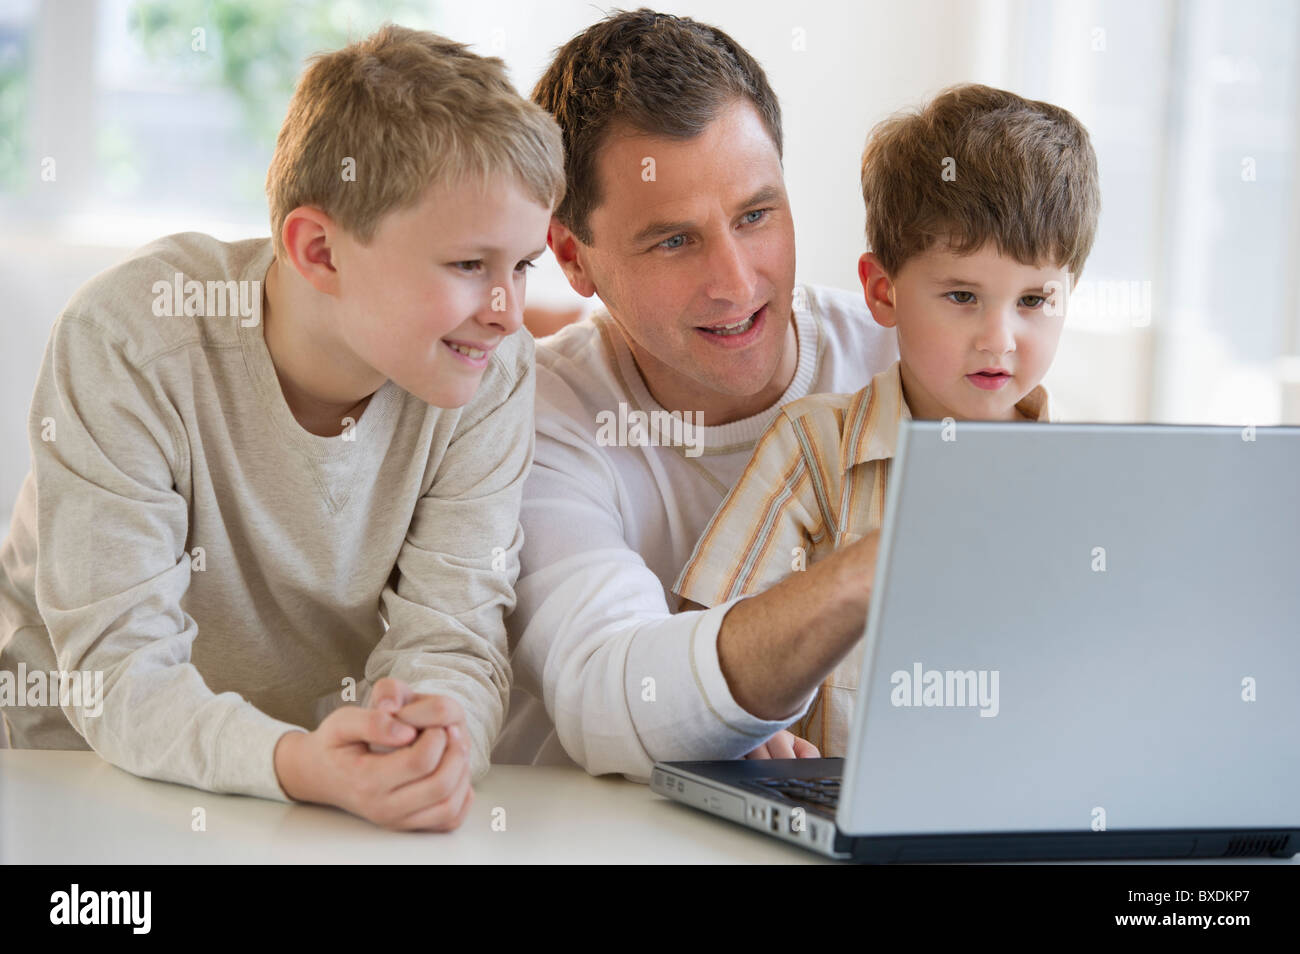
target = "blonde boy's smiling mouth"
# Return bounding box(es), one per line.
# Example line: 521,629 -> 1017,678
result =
442,338 -> 496,367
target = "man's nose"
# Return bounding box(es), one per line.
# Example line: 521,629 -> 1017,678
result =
704,233 -> 757,306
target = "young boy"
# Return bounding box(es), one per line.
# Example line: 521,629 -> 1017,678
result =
674,84 -> 1100,756
0,26 -> 563,831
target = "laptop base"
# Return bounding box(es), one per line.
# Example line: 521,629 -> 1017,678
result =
653,759 -> 1298,864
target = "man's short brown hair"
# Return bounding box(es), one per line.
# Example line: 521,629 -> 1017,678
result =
266,24 -> 564,259
533,8 -> 782,245
861,83 -> 1100,278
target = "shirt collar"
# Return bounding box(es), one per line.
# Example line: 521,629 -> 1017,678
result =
843,360 -> 1055,469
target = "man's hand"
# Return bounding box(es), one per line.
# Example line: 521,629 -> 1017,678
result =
743,729 -> 820,760
273,678 -> 474,831
718,529 -> 881,721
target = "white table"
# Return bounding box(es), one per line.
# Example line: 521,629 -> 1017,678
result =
4,751 -> 1296,865
0,751 -> 825,864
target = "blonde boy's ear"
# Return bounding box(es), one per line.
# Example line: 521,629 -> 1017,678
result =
547,217 -> 598,299
858,252 -> 897,329
282,206 -> 342,296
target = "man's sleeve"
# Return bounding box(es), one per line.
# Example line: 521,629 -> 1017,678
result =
674,411 -> 822,606
508,368 -> 814,781
362,340 -> 533,781
31,315 -> 305,801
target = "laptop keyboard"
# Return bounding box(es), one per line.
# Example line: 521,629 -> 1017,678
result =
749,776 -> 841,814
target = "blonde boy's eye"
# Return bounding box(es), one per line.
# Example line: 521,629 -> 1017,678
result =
515,259 -> 536,273
1020,294 -> 1047,308
453,260 -> 484,273
945,290 -> 976,304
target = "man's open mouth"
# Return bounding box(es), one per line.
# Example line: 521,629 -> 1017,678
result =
697,305 -> 764,337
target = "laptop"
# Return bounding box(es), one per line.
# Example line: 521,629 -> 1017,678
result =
652,421 -> 1300,862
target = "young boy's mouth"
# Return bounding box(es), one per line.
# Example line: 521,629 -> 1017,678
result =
694,304 -> 766,347
966,368 -> 1011,391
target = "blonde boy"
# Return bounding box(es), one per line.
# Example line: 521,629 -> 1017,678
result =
0,26 -> 563,831
674,84 -> 1100,755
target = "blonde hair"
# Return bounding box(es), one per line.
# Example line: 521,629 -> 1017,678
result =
860,83 -> 1100,278
266,24 -> 565,258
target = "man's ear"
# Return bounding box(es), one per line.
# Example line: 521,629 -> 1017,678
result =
282,206 -> 342,296
547,217 -> 598,299
858,252 -> 897,329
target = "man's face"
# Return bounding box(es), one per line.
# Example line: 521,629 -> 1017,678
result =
875,242 -> 1068,422
574,99 -> 797,412
334,174 -> 552,408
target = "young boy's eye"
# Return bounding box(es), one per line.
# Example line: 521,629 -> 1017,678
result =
515,259 -> 536,273
945,290 -> 976,304
657,234 -> 687,251
453,260 -> 484,273
1020,294 -> 1047,308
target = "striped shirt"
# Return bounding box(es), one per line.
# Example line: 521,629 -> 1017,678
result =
673,360 -> 1054,755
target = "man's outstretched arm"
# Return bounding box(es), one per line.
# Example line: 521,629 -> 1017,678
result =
510,371 -> 875,779
713,534 -> 878,720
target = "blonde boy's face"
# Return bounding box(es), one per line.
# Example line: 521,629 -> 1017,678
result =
334,174 -> 551,409
859,242 -> 1068,422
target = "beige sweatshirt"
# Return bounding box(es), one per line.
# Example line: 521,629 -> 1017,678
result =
0,232 -> 532,801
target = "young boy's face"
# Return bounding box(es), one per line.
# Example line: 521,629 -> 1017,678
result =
860,241 -> 1068,422
334,173 -> 552,409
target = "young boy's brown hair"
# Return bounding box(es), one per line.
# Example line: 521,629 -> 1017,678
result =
860,83 -> 1100,280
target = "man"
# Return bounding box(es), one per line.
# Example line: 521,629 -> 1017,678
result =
492,9 -> 897,778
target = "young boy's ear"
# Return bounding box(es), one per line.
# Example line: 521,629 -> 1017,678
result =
547,217 -> 597,299
282,206 -> 342,296
858,252 -> 897,330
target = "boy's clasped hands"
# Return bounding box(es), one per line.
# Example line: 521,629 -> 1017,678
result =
273,677 -> 474,832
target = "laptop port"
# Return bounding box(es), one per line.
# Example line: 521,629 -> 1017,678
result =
770,810 -> 780,832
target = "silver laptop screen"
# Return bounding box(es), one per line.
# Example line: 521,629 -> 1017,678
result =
839,422 -> 1300,836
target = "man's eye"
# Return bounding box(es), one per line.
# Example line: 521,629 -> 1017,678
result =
1020,294 -> 1047,308
946,290 -> 976,304
453,260 -> 484,273
658,234 -> 687,250
742,209 -> 767,225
